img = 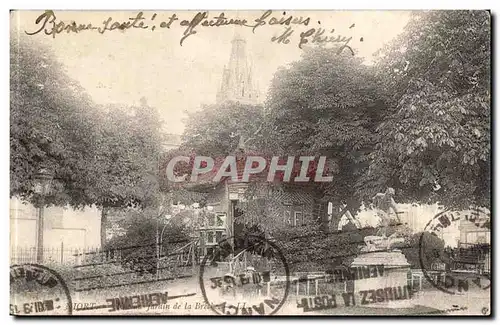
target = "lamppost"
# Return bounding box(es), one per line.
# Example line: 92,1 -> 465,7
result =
156,203 -> 187,280
33,167 -> 54,263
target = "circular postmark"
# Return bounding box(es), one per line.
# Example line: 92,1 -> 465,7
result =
419,209 -> 491,295
10,264 -> 73,315
199,235 -> 290,316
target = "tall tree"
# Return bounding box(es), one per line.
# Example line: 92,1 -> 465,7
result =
360,10 -> 491,210
10,35 -> 167,247
182,101 -> 266,156
10,34 -> 100,208
88,99 -> 166,246
265,47 -> 386,226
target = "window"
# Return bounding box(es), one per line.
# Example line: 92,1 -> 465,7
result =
215,213 -> 226,227
204,230 -> 226,246
294,212 -> 303,227
284,210 -> 292,225
207,231 -> 215,244
215,231 -> 223,243
207,215 -> 215,227
284,206 -> 305,227
200,212 -> 227,247
204,212 -> 226,228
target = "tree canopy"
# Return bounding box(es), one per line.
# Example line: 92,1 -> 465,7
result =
363,10 -> 491,209
262,11 -> 491,212
182,101 -> 266,157
11,35 -> 100,208
265,47 -> 385,211
11,36 -> 167,245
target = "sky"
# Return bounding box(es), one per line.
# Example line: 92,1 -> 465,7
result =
11,10 -> 411,134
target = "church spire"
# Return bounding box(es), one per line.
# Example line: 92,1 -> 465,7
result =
216,32 -> 259,105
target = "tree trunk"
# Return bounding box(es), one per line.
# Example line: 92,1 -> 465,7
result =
315,201 -> 330,232
100,207 -> 109,248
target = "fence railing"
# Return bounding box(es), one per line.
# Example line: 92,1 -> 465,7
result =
10,245 -> 103,265
71,239 -> 198,294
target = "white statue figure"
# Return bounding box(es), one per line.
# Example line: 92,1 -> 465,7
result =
362,187 -> 405,252
372,187 -> 401,236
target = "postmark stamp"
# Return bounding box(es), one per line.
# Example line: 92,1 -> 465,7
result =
419,209 -> 491,295
199,235 -> 290,315
10,264 -> 73,315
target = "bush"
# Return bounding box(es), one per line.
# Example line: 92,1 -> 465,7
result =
270,224 -> 379,273
105,209 -> 192,276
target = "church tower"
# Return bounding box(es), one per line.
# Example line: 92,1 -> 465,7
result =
216,33 -> 260,105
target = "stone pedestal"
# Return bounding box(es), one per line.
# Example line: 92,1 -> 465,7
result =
350,249 -> 414,308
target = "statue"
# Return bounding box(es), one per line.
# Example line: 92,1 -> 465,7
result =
372,187 -> 401,236
361,235 -> 405,252
362,187 -> 405,252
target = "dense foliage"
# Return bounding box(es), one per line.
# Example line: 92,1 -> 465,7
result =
105,208 -> 193,275
11,36 -> 99,207
402,231 -> 449,269
362,11 -> 491,209
181,11 -> 491,214
182,102 -> 266,156
10,36 -> 166,246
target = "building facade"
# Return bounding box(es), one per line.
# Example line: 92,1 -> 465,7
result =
196,180 -> 323,258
